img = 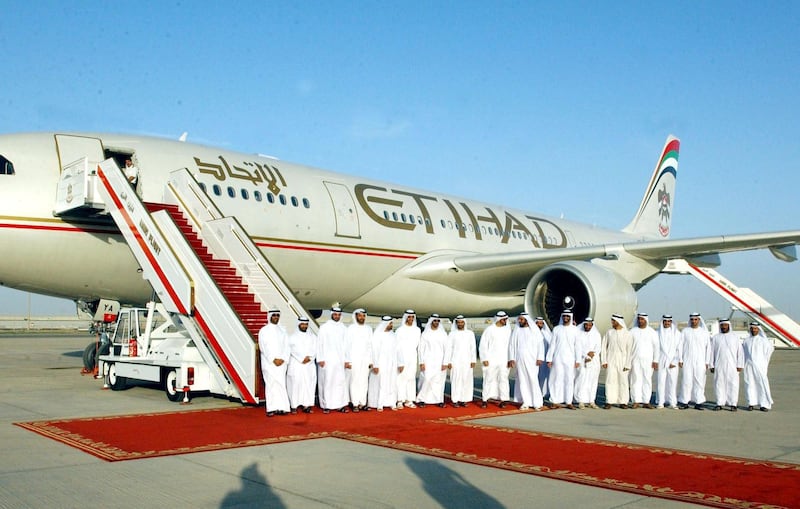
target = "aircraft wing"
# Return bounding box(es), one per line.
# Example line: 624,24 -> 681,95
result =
402,230 -> 800,293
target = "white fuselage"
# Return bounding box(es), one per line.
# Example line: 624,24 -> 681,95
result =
0,132 -> 639,317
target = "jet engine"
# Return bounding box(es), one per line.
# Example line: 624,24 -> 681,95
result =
524,261 -> 637,328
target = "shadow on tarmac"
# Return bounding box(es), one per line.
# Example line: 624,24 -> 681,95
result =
405,457 -> 504,509
220,463 -> 286,509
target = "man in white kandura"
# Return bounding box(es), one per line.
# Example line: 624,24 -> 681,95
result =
573,317 -> 601,409
656,315 -> 681,409
479,311 -> 512,408
601,314 -> 632,409
743,322 -> 774,412
258,308 -> 290,417
368,316 -> 399,412
416,314 -> 450,407
448,315 -> 477,407
535,316 -> 552,401
316,306 -> 349,414
287,316 -> 317,414
345,308 -> 373,412
710,319 -> 744,412
509,312 -> 545,410
629,313 -> 659,409
546,310 -> 581,410
395,309 -> 421,409
679,313 -> 711,410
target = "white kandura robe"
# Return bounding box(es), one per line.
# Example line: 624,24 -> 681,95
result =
368,326 -> 400,409
656,325 -> 682,407
287,329 -> 317,409
546,323 -> 581,404
743,333 -> 774,409
449,328 -> 477,404
479,323 -> 512,402
395,324 -> 421,403
679,326 -> 711,405
538,326 -> 552,398
601,328 -> 633,405
710,331 -> 744,406
629,326 -> 659,404
509,325 -> 545,408
573,326 -> 601,405
416,326 -> 450,404
345,323 -> 373,407
316,319 -> 348,410
258,323 -> 290,413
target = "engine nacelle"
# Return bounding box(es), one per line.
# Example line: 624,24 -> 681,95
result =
524,261 -> 637,330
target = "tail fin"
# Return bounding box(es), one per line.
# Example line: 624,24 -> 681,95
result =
623,135 -> 680,238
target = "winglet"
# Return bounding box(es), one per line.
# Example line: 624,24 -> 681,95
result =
623,135 -> 680,238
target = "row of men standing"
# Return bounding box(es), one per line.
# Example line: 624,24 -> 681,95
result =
565,311 -> 775,411
257,307 -> 775,416
257,307 -> 481,415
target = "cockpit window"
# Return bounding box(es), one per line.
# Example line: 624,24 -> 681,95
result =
0,155 -> 14,175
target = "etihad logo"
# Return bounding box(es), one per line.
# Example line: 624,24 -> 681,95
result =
658,183 -> 671,237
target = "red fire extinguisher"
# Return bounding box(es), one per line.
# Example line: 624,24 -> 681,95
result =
129,337 -> 138,357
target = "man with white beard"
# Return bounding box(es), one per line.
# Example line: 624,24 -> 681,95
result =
546,310 -> 581,410
601,314 -> 632,409
258,308 -> 290,417
573,317 -> 601,409
448,315 -> 476,407
629,313 -> 659,409
656,315 -> 681,409
395,309 -> 421,409
316,306 -> 349,414
509,312 -> 545,410
710,319 -> 744,411
679,313 -> 711,410
287,316 -> 317,414
368,316 -> 399,412
479,311 -> 512,408
742,322 -> 775,412
345,308 -> 373,412
416,314 -> 450,407
535,316 -> 552,401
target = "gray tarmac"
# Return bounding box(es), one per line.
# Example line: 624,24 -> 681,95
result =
1,333 -> 797,509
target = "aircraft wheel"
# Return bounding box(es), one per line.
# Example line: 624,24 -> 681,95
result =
164,369 -> 185,402
107,363 -> 127,391
82,343 -> 97,371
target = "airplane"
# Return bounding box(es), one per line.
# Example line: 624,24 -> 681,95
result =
0,132 -> 797,330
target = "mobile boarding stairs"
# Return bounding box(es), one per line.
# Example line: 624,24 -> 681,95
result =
55,157 -> 317,404
661,259 -> 800,348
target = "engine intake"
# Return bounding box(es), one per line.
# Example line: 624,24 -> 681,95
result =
524,261 -> 637,330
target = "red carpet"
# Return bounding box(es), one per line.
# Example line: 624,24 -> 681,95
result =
15,405 -> 800,509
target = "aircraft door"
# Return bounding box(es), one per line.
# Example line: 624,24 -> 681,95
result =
323,181 -> 361,239
55,134 -> 104,170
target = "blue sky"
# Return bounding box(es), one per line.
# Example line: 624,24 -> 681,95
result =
1,1 -> 798,321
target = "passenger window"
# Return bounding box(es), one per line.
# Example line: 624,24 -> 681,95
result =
254,191 -> 262,202
291,196 -> 299,207
227,187 -> 235,198
267,193 -> 275,204
198,182 -> 207,192
0,155 -> 14,175
241,189 -> 249,200
279,194 -> 287,205
213,184 -> 221,196
302,198 -> 310,209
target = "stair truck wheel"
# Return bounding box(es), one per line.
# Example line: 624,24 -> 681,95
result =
107,363 -> 127,391
164,369 -> 186,402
